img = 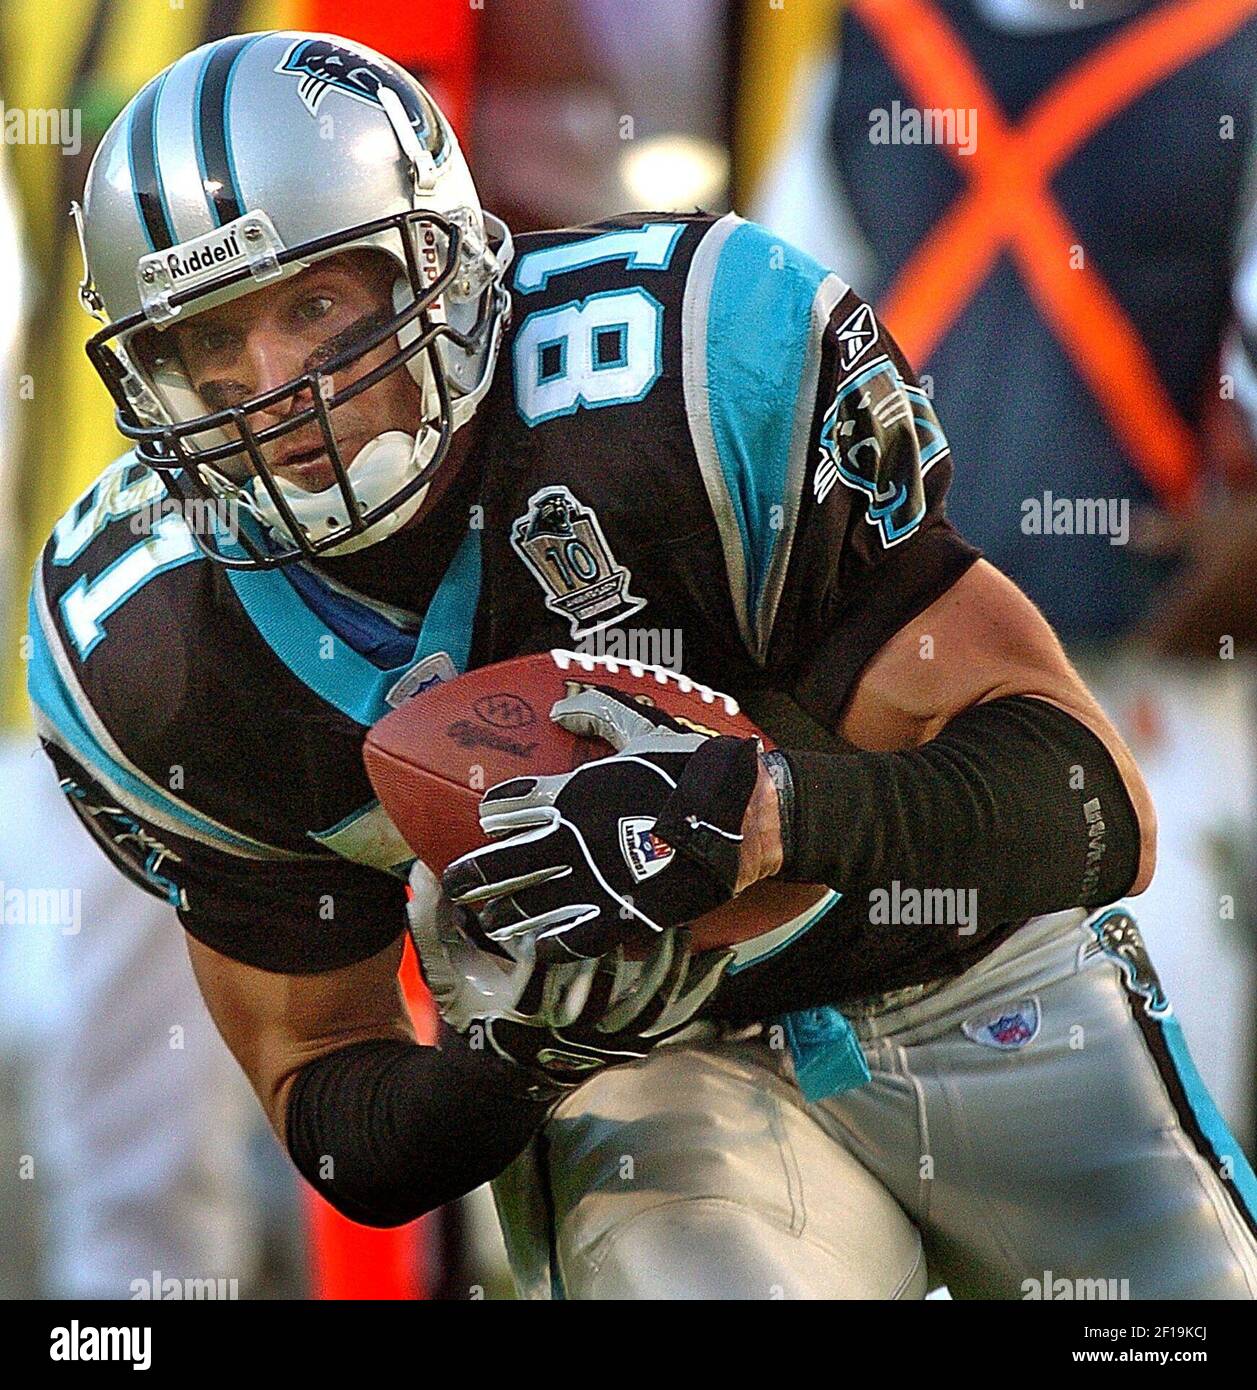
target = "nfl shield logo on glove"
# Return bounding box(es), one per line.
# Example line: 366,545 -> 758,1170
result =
619,817 -> 675,882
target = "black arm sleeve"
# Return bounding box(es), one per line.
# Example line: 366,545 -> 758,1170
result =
720,695 -> 1141,1013
709,698 -> 1143,1020
285,1028 -> 553,1228
782,695 -> 1140,916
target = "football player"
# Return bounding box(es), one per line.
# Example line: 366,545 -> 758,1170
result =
30,31 -> 1257,1298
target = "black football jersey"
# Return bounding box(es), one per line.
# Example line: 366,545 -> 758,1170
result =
29,212 -> 977,1000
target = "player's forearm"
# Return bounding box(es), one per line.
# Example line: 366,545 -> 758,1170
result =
285,1028 -> 552,1227
761,694 -> 1146,941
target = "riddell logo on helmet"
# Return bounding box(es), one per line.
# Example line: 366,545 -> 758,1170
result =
165,229 -> 244,280
420,227 -> 441,288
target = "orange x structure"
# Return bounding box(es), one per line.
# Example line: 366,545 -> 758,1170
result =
855,0 -> 1257,509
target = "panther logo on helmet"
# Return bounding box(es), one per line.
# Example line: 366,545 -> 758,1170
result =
275,37 -> 441,151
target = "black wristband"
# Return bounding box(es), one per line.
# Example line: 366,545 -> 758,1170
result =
285,1027 -> 553,1228
778,695 -> 1141,936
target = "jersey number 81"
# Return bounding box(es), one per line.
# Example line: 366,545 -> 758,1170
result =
511,223 -> 683,427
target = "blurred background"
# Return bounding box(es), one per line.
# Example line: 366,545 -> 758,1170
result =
1,0 -> 1254,1299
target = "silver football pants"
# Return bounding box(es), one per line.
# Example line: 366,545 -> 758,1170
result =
491,907 -> 1257,1299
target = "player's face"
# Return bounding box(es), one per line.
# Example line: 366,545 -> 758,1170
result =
163,250 -> 426,494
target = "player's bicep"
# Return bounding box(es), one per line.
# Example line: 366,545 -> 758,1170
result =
841,559 -> 1115,749
185,932 -> 412,1140
839,559 -> 1157,890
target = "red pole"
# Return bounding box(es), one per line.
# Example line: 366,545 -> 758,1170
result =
295,0 -> 482,1300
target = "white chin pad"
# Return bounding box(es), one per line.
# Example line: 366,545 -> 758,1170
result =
250,427 -> 438,549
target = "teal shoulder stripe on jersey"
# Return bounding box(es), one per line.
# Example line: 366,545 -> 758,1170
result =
414,526 -> 481,670
1160,1012 -> 1257,1220
26,587 -> 269,856
704,221 -> 829,619
227,527 -> 481,725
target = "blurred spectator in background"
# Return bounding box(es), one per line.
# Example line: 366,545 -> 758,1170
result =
752,0 -> 1257,1144
476,0 -> 731,232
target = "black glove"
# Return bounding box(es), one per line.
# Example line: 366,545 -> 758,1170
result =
441,685 -> 763,962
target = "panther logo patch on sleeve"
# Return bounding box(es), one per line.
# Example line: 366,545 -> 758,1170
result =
815,356 -> 950,547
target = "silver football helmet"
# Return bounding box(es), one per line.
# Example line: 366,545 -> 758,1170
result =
74,30 -> 513,566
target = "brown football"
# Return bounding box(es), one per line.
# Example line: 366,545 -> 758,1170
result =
362,649 -> 829,951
